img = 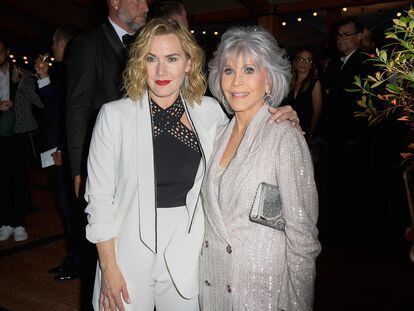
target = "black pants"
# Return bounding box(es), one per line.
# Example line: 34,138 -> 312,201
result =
0,133 -> 32,227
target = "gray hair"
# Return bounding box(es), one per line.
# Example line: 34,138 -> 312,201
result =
208,26 -> 291,114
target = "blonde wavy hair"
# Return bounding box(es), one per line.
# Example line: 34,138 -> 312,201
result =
123,18 -> 206,104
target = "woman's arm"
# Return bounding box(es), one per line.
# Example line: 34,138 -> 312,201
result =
84,104 -> 130,310
276,126 -> 321,311
97,240 -> 130,311
309,80 -> 323,142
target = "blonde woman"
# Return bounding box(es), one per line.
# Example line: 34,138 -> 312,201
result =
85,18 -> 298,311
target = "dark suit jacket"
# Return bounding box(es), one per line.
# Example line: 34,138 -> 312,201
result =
66,22 -> 126,177
38,62 -> 67,150
324,49 -> 373,145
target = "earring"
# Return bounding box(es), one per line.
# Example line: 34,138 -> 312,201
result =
184,72 -> 189,89
263,91 -> 275,107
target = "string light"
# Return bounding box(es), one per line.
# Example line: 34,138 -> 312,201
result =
49,63 -> 53,66
396,12 -> 402,17
313,12 -> 318,16
282,21 -> 287,26
342,7 -> 348,12
214,31 -> 219,36
297,17 -> 302,22
12,59 -> 16,63
190,30 -> 194,34
50,57 -> 55,61
24,61 -> 28,65
23,56 -> 28,60
9,54 -> 14,59
202,31 -> 206,35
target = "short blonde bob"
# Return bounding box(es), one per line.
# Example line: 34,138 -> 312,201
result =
123,18 -> 206,104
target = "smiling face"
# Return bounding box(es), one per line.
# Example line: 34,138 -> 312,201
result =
220,53 -> 269,115
146,33 -> 191,107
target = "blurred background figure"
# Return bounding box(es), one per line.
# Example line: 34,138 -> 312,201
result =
361,28 -> 376,53
148,0 -> 189,28
0,38 -> 43,243
34,25 -> 81,281
287,49 -> 322,146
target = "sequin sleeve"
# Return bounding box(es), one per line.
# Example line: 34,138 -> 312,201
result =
275,125 -> 321,311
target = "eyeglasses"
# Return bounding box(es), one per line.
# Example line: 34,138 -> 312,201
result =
336,31 -> 361,39
295,56 -> 313,64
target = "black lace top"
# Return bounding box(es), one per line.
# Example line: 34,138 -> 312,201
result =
150,96 -> 201,208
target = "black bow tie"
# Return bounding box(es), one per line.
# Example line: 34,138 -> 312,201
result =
122,33 -> 135,46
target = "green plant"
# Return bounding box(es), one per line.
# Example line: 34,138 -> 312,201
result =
351,7 -> 414,158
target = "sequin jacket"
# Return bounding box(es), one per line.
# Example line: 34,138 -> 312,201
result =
200,106 -> 321,311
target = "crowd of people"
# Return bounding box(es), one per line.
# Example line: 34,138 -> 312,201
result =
0,0 -> 410,310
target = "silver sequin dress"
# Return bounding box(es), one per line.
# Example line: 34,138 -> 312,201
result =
200,106 -> 321,311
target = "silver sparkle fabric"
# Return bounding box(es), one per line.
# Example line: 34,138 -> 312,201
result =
200,106 -> 321,311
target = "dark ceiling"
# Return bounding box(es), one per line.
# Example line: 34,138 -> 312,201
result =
0,0 -> 411,56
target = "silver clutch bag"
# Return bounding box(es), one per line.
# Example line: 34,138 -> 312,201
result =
249,182 -> 285,231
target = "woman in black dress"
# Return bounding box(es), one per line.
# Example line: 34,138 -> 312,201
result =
288,49 -> 322,146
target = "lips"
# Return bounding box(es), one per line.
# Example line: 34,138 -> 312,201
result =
230,92 -> 249,98
155,80 -> 171,86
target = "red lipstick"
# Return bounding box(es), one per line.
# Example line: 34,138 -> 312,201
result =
155,80 -> 171,86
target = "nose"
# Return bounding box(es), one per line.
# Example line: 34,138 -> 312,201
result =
231,71 -> 243,86
156,60 -> 167,76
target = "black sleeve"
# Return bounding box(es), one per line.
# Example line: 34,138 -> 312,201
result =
66,34 -> 99,177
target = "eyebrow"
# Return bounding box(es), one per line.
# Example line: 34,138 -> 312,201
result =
147,53 -> 182,58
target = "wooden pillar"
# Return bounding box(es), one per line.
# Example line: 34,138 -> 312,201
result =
259,15 -> 282,41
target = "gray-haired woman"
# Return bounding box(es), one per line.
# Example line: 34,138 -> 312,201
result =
200,26 -> 321,311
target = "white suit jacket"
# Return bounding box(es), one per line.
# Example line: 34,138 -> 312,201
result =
84,92 -> 228,299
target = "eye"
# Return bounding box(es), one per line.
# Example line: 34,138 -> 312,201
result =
146,55 -> 156,63
167,56 -> 178,62
223,68 -> 234,75
244,67 -> 255,74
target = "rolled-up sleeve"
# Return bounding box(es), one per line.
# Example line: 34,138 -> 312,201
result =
84,104 -> 117,243
276,126 -> 321,311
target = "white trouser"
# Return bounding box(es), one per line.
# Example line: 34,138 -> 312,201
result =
93,206 -> 200,311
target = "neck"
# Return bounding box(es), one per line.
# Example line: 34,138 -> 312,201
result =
150,91 -> 180,110
109,14 -> 134,34
297,72 -> 307,81
233,103 -> 263,133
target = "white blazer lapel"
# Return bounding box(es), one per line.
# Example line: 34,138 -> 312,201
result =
183,97 -> 213,231
136,92 -> 157,253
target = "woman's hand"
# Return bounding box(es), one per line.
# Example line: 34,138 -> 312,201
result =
99,264 -> 131,311
267,105 -> 301,130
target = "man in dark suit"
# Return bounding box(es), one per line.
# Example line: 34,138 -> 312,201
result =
323,17 -> 375,242
65,1 -> 148,309
35,25 -> 81,281
66,0 -> 148,197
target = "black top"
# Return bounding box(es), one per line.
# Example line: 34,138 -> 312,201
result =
287,80 -> 317,138
150,97 -> 201,208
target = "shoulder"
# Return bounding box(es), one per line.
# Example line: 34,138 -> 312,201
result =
100,97 -> 135,117
263,118 -> 305,148
196,96 -> 226,118
71,25 -> 105,50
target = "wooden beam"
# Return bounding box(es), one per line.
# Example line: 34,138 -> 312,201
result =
193,8 -> 251,24
237,0 -> 272,15
275,0 -> 405,14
